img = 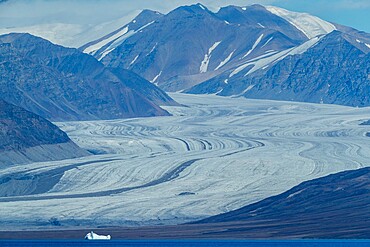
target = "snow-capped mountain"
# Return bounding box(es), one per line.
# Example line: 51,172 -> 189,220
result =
0,100 -> 89,166
81,3 -> 370,107
80,9 -> 163,61
81,4 -> 336,90
85,4 -> 310,91
188,30 -> 370,107
0,33 -> 177,121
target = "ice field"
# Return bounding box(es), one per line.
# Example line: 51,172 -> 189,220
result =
1,93 -> 370,228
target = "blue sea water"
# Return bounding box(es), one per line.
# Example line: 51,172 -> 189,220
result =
1,240 -> 370,247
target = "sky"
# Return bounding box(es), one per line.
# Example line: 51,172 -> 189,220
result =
0,0 -> 369,33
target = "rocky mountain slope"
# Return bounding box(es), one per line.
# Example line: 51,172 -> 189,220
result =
188,30 -> 370,107
0,100 -> 89,166
0,33 -> 177,121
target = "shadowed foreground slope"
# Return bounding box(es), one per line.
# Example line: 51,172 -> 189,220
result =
193,166 -> 370,239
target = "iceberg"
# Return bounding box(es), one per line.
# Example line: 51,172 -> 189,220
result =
85,231 -> 111,240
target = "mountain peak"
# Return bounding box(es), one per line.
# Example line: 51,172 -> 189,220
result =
317,30 -> 370,54
171,3 -> 212,15
0,32 -> 66,51
218,4 -> 265,11
216,4 -> 271,23
134,9 -> 163,21
0,32 -> 40,43
194,3 -> 208,11
127,9 -> 163,30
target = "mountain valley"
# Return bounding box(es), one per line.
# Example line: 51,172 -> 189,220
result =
0,2 -> 369,239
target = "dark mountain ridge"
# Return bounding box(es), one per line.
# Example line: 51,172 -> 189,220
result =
0,33 -> 177,121
0,99 -> 89,165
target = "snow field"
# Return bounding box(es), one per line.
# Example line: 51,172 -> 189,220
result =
265,6 -> 336,39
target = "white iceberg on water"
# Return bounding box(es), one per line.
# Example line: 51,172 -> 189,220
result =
85,231 -> 111,240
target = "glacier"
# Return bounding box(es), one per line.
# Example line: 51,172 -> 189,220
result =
0,93 -> 370,228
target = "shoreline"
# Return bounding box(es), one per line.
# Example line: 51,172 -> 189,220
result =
1,221 -> 369,240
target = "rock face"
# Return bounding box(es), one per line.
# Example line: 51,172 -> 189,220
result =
0,33 -> 177,121
194,166 -> 370,238
0,100 -> 89,166
87,4 -> 308,92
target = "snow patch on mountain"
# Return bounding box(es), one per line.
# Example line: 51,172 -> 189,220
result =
83,26 -> 129,55
246,37 -> 323,75
198,3 -> 206,10
231,50 -> 281,77
147,43 -> 157,55
355,39 -> 370,49
99,48 -> 115,61
265,6 -> 336,39
242,34 -> 264,59
261,36 -> 273,48
285,36 -> 322,56
85,20 -> 156,60
130,55 -> 139,66
99,30 -> 136,59
230,36 -> 322,78
233,84 -> 255,97
244,50 -> 290,76
229,64 -> 249,77
151,71 -> 162,83
215,50 -> 235,70
200,41 -> 221,73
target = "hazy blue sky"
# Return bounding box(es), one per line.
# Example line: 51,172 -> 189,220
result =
0,0 -> 369,32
